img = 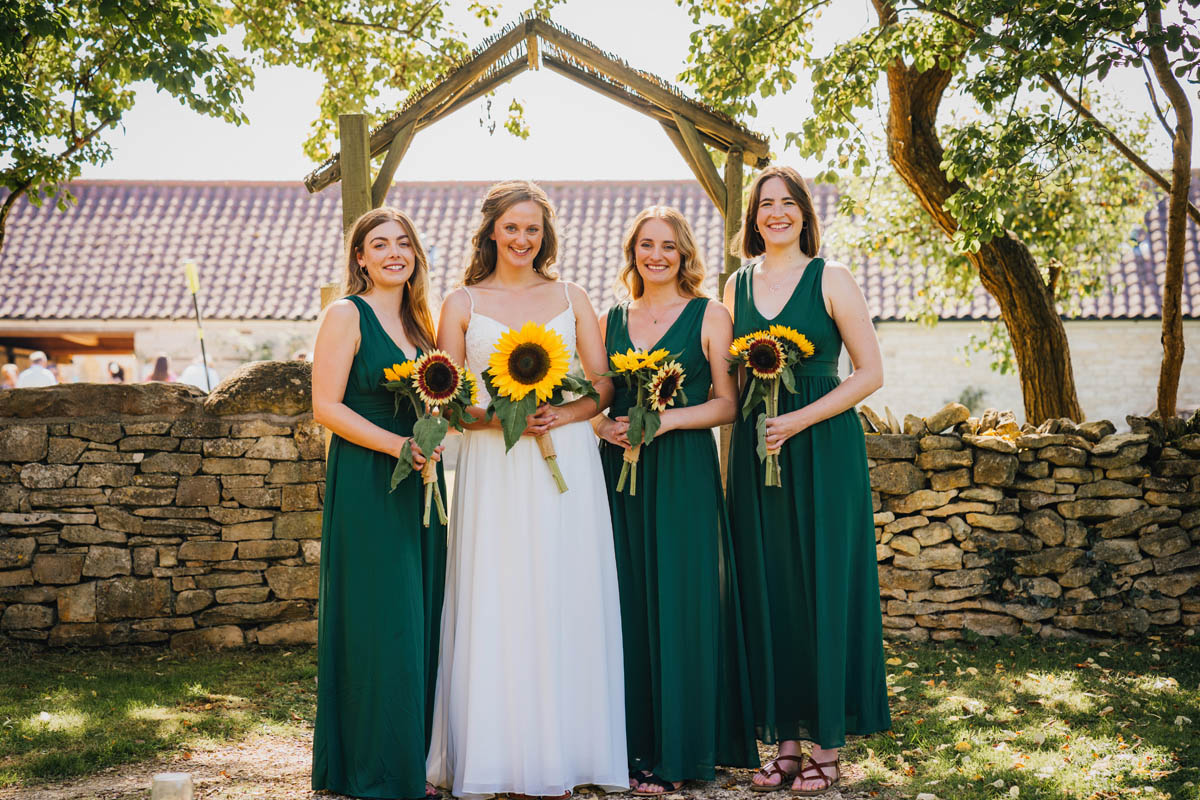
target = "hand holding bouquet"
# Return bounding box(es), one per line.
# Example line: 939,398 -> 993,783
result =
727,324 -> 814,487
483,321 -> 598,493
602,348 -> 687,495
383,352 -> 478,526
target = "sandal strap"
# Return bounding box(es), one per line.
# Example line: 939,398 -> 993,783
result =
797,755 -> 840,787
758,753 -> 804,780
638,774 -> 676,793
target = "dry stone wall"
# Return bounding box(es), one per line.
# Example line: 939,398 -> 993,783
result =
0,362 -> 324,650
866,404 -> 1200,641
3,362 -> 1199,649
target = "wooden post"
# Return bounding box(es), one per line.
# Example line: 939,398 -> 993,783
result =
718,148 -> 745,487
339,113 -> 373,233
371,122 -> 416,208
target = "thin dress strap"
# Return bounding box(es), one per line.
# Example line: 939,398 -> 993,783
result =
463,287 -> 476,314
561,281 -> 572,311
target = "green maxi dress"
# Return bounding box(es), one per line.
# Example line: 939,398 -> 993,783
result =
726,259 -> 891,749
599,297 -> 759,782
313,294 -> 447,799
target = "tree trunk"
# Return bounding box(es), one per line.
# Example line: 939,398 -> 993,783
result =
1147,6 -> 1192,423
872,0 -> 1083,423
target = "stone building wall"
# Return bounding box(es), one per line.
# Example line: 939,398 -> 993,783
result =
868,405 -> 1200,640
0,361 -> 323,650
2,361 -> 1198,649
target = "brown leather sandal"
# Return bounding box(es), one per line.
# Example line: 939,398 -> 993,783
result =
790,753 -> 840,796
749,753 -> 804,793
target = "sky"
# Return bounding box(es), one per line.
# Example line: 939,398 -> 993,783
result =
80,0 -> 1183,185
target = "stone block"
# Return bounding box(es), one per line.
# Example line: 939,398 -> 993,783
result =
82,546 -> 132,578
19,464 -> 78,489
887,490 -> 955,515
964,532 -> 1039,552
869,462 -> 926,495
0,569 -> 33,587
118,436 -> 179,451
1145,490 -> 1200,507
1153,547 -> 1200,574
95,506 -> 144,533
301,540 -> 321,564
202,458 -> 271,475
0,425 -> 48,462
962,612 -> 1021,637
910,585 -> 986,603
925,501 -> 993,518
202,438 -> 251,457
28,488 -> 106,507
883,515 -> 928,535
140,452 -> 202,475
231,419 -> 292,438
196,599 -> 309,626
1016,433 -> 1068,449
930,469 -> 971,491
924,403 -> 969,434
215,586 -> 271,603
265,566 -> 319,599
132,547 -> 157,575
876,544 -> 894,561
266,462 -> 301,484
176,589 -> 214,614
974,451 -> 1018,486
913,522 -> 953,547
966,512 -> 1022,531
933,568 -> 989,587
1025,509 -> 1065,547
916,450 -> 972,471
238,540 -> 298,560
246,436 -> 300,461
47,437 -> 88,463
295,421 -> 325,459
177,541 -> 238,561
171,625 -> 244,651
1013,547 -> 1082,576
275,511 -> 322,540
1041,445 -> 1088,466
256,619 -> 317,646
1093,538 -> 1142,565
209,507 -> 273,526
893,543 -> 963,571
1053,467 -> 1098,484
194,572 -> 262,589
220,521 -> 274,542
1075,480 -> 1140,499
65,422 -> 121,443
1,603 -> 54,629
877,565 -> 933,591
225,487 -> 281,508
1134,571 -> 1200,597
107,486 -> 177,506
95,577 -> 170,620
889,536 -> 920,556
963,434 -> 1018,454
1056,608 -> 1149,635
0,537 -> 36,569
74,464 -> 134,488
31,554 -> 84,584
1020,577 -> 1062,598
282,484 -> 320,511
57,581 -> 97,622
919,434 -> 964,451
1140,527 -> 1191,558
915,612 -> 964,629
175,476 -> 220,506
1020,460 -> 1050,478
1059,498 -> 1146,520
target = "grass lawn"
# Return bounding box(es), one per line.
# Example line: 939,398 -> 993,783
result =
0,634 -> 1197,799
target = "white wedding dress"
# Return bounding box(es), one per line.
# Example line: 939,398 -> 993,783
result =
427,284 -> 628,798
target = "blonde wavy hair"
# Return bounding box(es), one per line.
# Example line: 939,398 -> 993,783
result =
617,206 -> 708,300
342,207 -> 436,353
463,180 -> 559,286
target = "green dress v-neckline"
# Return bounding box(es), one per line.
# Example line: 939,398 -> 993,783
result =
352,294 -> 418,362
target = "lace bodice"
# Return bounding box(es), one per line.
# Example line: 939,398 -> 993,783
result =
463,284 -> 578,407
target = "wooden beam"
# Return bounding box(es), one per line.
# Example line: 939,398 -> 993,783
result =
371,122 -> 416,208
338,114 -> 373,234
307,21 -> 527,192
532,19 -> 769,161
527,30 -> 540,70
542,55 -> 732,153
671,111 -> 726,210
419,58 -> 528,128
660,121 -> 724,211
721,147 -> 745,294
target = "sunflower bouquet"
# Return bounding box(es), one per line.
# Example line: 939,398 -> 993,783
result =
727,324 -> 815,487
602,348 -> 687,496
383,352 -> 478,526
482,320 -> 598,493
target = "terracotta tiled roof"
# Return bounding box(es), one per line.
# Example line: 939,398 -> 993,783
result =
0,179 -> 1195,322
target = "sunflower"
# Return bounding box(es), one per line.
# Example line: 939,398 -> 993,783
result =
768,324 -> 816,357
610,349 -> 643,373
647,361 -> 685,412
462,367 -> 479,405
384,361 -> 415,382
745,334 -> 786,380
638,348 -> 671,371
488,321 -> 571,402
412,351 -> 462,406
729,335 -> 753,358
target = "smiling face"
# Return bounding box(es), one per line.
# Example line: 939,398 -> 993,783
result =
633,217 -> 682,290
755,176 -> 804,251
356,219 -> 415,288
490,200 -> 544,271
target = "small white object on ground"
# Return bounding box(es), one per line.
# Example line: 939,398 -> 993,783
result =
151,772 -> 193,800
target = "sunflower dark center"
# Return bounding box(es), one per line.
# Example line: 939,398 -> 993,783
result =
423,361 -> 456,395
656,374 -> 679,399
748,343 -> 781,371
508,343 -> 551,384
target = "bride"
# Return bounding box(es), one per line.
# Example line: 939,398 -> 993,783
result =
427,180 -> 628,798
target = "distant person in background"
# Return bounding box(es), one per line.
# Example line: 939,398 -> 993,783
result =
179,357 -> 219,392
17,351 -> 57,387
1,363 -> 18,389
108,362 -> 126,383
292,349 -> 310,361
146,354 -> 174,382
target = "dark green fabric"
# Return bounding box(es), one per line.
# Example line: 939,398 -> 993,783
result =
313,294 -> 447,799
726,260 -> 891,749
600,297 -> 759,780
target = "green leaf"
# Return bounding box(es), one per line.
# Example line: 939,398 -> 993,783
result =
389,439 -> 415,491
741,379 -> 765,420
755,413 -> 768,462
489,392 -> 537,451
412,414 -> 449,460
641,410 -> 662,445
627,405 -> 645,446
780,365 -> 796,395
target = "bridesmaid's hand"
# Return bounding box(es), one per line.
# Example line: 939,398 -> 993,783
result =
403,437 -> 428,468
764,408 -> 811,451
597,415 -> 631,449
523,404 -> 559,437
428,444 -> 445,464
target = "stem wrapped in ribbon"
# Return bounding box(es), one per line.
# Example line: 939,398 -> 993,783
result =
383,353 -> 477,525
727,325 -> 814,487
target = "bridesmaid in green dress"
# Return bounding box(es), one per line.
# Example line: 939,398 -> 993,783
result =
594,206 -> 758,796
311,207 -> 447,799
723,167 -> 891,796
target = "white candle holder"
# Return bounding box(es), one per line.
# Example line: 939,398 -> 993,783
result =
151,772 -> 194,800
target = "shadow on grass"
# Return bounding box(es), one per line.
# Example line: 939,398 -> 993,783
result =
0,645 -> 317,787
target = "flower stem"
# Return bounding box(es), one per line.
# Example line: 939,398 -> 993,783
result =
537,433 -> 568,493
765,378 -> 782,488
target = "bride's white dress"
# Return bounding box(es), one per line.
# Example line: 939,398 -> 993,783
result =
426,285 -> 628,798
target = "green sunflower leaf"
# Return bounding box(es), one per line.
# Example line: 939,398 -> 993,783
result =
627,405 -> 645,446
755,412 -> 768,462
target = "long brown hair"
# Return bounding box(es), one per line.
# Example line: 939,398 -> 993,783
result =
342,207 -> 436,353
617,206 -> 708,300
735,166 -> 821,259
463,180 -> 559,285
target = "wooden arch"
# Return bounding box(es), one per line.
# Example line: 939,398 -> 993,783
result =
304,12 -> 771,301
